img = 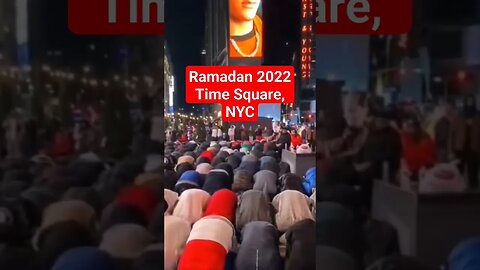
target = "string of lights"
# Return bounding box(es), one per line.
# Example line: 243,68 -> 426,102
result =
0,65 -> 156,89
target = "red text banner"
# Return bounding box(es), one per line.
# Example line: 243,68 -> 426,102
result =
186,66 -> 295,122
68,0 -> 164,35
315,0 -> 412,34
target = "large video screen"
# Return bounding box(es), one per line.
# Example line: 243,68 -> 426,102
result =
228,0 -> 263,60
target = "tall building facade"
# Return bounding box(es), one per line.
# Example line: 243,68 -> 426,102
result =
298,0 -> 316,121
203,0 -> 229,115
164,48 -> 175,113
204,0 -> 229,66
0,0 -> 16,66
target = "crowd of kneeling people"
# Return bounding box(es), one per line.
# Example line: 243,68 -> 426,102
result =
164,140 -> 316,270
1,135 -> 480,270
0,140 -> 166,270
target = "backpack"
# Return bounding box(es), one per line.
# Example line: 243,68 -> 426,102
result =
303,167 -> 316,196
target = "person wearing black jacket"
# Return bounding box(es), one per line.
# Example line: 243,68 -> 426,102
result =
278,128 -> 291,151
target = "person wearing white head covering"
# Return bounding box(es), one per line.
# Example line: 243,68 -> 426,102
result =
178,216 -> 236,269
177,156 -> 195,166
186,216 -> 235,253
99,224 -> 153,259
164,215 -> 191,270
164,189 -> 178,215
196,163 -> 214,175
228,125 -> 236,141
272,190 -> 314,232
220,147 -> 235,155
172,189 -> 210,226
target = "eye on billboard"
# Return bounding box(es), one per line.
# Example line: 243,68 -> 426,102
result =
229,0 -> 263,61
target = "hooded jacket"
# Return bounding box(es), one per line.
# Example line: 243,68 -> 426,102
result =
272,190 -> 314,232
236,190 -> 273,231
232,170 -> 253,192
203,189 -> 237,224
284,219 -> 316,270
235,222 -> 282,270
164,215 -> 191,270
253,170 -> 278,201
203,170 -> 232,195
172,189 -> 210,226
178,216 -> 235,270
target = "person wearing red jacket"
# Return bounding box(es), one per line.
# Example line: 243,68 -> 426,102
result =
400,118 -> 436,181
290,130 -> 303,150
178,190 -> 237,270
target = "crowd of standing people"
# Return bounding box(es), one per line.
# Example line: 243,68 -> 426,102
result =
166,121 -> 316,154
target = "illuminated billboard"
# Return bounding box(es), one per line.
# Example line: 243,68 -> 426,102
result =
301,0 -> 313,85
228,0 -> 263,62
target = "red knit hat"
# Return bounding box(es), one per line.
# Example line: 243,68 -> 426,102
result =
200,151 -> 215,162
231,141 -> 241,150
115,186 -> 159,221
177,240 -> 226,270
203,189 -> 237,224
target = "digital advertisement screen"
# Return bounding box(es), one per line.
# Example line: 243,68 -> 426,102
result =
228,0 -> 263,60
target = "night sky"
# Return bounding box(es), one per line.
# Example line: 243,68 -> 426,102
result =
165,0 -> 207,111
165,0 -> 207,81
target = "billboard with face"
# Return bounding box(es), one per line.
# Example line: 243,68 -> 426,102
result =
229,0 -> 263,62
